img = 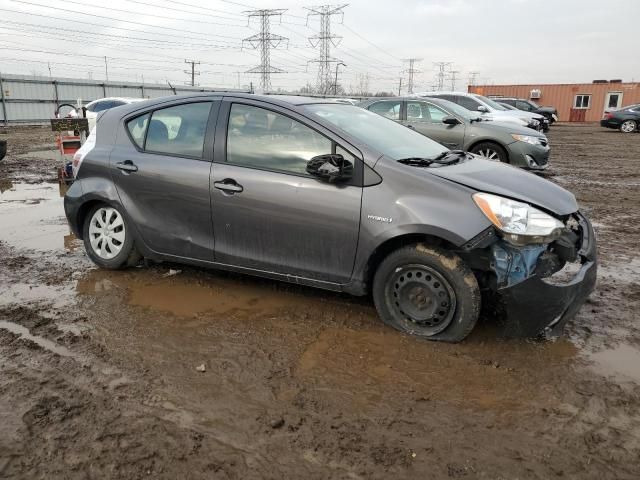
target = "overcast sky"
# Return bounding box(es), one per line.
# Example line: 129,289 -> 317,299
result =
0,0 -> 638,93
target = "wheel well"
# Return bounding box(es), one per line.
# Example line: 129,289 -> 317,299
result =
364,233 -> 457,291
468,139 -> 509,163
75,200 -> 106,239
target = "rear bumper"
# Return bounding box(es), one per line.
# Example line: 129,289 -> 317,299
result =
600,119 -> 620,129
491,212 -> 597,337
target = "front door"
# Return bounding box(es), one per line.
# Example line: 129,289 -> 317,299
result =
110,101 -> 217,261
210,101 -> 362,284
403,100 -> 464,149
605,92 -> 623,112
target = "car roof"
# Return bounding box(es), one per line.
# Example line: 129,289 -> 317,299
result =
110,92 -> 353,116
87,97 -> 145,105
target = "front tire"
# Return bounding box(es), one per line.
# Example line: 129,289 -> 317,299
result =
620,120 -> 637,133
372,244 -> 481,342
83,204 -> 140,269
470,142 -> 508,163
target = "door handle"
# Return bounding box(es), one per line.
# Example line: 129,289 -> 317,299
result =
214,179 -> 243,194
116,160 -> 138,173
407,125 -> 415,129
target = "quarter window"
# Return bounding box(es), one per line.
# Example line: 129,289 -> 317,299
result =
145,102 -> 212,157
127,113 -> 149,149
226,103 -> 332,176
574,95 -> 591,109
368,100 -> 401,120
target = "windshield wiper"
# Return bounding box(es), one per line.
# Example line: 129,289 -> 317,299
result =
397,150 -> 470,167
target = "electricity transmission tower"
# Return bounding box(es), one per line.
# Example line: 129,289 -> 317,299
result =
306,4 -> 347,94
184,60 -> 200,87
468,71 -> 480,86
448,70 -> 460,91
402,58 -> 422,94
433,62 -> 452,91
243,9 -> 288,91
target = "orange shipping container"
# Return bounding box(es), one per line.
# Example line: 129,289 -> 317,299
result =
468,82 -> 640,122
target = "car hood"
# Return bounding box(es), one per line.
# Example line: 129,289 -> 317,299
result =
474,120 -> 546,137
426,158 -> 577,216
490,110 -> 543,121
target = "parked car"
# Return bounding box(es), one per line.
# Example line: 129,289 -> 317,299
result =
64,93 -> 597,342
496,102 -> 550,131
600,104 -> 640,133
359,96 -> 550,169
0,138 -> 6,162
416,91 -> 545,131
494,97 -> 558,125
85,97 -> 145,131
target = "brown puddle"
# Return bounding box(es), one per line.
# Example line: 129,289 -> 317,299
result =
587,343 -> 640,384
77,267 -> 370,319
0,182 -> 78,252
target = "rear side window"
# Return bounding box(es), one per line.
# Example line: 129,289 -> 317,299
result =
145,102 -> 212,157
127,113 -> 150,149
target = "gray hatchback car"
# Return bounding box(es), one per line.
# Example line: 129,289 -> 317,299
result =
64,93 -> 596,342
360,97 -> 550,169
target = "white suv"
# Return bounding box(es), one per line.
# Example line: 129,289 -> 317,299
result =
415,91 -> 544,130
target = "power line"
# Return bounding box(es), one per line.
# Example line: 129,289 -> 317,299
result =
243,9 -> 288,91
468,71 -> 480,86
434,62 -> 453,91
306,4 -> 347,94
184,59 -> 201,86
403,58 -> 422,94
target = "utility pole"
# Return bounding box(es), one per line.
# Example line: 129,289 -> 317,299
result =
47,62 -> 52,79
448,70 -> 460,91
468,71 -> 480,87
402,58 -> 421,94
334,62 -> 346,95
104,56 -> 108,81
398,77 -> 402,96
184,60 -> 201,87
306,4 -> 347,95
243,9 -> 288,92
433,62 -> 452,91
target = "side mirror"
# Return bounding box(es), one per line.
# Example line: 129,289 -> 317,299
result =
442,116 -> 461,125
477,105 -> 488,113
306,154 -> 353,182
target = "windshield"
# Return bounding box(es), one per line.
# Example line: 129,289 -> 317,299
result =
473,94 -> 508,111
305,104 -> 447,159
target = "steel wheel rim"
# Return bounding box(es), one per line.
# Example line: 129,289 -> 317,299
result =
621,121 -> 636,133
478,148 -> 499,160
88,207 -> 125,260
386,264 -> 457,336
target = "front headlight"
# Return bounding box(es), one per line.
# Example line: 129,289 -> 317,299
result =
473,192 -> 564,244
511,133 -> 543,145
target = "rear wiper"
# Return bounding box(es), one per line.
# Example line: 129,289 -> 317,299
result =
397,150 -> 470,167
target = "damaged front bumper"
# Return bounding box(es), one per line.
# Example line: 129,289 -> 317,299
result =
475,212 -> 597,337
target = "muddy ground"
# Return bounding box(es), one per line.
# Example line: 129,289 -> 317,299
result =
0,124 -> 639,479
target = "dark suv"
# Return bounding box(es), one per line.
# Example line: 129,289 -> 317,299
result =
64,93 -> 597,342
495,98 -> 558,125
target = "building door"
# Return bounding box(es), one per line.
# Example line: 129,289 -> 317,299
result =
604,92 -> 623,112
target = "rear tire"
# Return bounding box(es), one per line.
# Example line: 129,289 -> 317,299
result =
83,204 -> 141,269
620,120 -> 637,133
372,244 -> 481,342
470,142 -> 508,163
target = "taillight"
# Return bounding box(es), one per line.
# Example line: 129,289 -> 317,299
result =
604,113 -> 613,120
72,153 -> 82,168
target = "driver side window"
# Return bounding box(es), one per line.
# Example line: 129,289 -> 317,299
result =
226,103 -> 332,176
456,96 -> 482,111
516,101 -> 531,111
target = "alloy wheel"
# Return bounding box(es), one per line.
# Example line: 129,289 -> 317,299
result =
386,264 -> 457,336
477,148 -> 499,160
620,120 -> 637,133
88,207 -> 126,260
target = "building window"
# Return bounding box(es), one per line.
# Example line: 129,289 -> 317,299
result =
574,94 -> 591,109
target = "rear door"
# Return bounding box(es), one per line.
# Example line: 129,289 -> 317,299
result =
210,100 -> 362,284
110,100 -> 218,261
403,100 -> 464,149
